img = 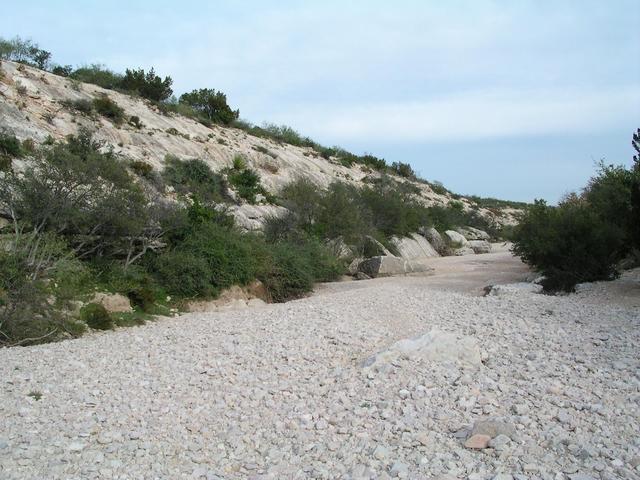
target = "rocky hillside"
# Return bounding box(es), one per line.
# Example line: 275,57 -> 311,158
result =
0,60 -> 520,230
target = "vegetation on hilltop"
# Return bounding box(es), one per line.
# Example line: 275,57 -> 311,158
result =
0,34 -> 523,209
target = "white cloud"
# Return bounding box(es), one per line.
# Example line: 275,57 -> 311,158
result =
267,86 -> 640,143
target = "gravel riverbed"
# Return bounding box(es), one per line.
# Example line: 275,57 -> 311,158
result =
1,256 -> 638,480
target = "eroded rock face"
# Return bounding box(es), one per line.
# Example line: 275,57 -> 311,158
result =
391,233 -> 440,260
444,230 -> 470,248
91,293 -> 132,313
469,240 -> 492,254
444,230 -> 476,256
364,329 -> 482,368
457,226 -> 491,241
421,227 -> 449,256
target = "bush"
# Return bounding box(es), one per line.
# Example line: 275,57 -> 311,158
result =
258,243 -> 315,302
93,95 -> 124,124
153,250 -> 215,297
226,164 -> 264,203
162,155 -> 227,203
120,68 -> 173,102
390,161 -> 416,179
130,160 -> 154,178
0,129 -> 151,261
0,131 -> 23,157
512,200 -> 625,291
70,64 -> 123,90
62,98 -> 94,115
179,88 -> 239,125
0,36 -> 51,69
80,303 -> 113,330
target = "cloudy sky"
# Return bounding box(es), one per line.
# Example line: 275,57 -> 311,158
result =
2,1 -> 639,202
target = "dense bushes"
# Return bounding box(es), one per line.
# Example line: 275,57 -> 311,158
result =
512,133 -> 640,292
276,176 -> 490,256
120,68 -> 173,102
93,95 -> 125,124
0,36 -> 51,69
179,88 -> 239,125
0,133 -> 349,345
512,200 -> 625,291
162,155 -> 228,203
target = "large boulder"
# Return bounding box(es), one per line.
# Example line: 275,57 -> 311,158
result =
363,235 -> 393,256
469,240 -> 492,254
444,230 -> 474,256
420,227 -> 449,256
358,256 -> 409,278
457,226 -> 491,241
391,233 -> 440,260
364,329 -> 482,369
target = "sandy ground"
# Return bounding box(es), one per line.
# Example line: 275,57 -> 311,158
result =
0,251 -> 638,480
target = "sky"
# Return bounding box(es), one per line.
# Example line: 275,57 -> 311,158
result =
2,1 -> 639,203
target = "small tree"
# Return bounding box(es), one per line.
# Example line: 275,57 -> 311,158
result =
0,36 -> 51,70
120,68 -> 173,102
179,88 -> 239,125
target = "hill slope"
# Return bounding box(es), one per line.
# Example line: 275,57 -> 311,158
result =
0,60 -> 520,230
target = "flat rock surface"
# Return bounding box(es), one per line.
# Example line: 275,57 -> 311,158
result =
1,251 -> 639,479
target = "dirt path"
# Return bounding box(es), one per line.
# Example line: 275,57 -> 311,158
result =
318,244 -> 531,297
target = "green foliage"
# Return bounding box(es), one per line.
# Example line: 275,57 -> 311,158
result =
258,243 -> 314,302
0,131 -> 23,157
226,164 -> 265,203
62,98 -> 94,115
179,88 -> 239,125
51,64 -> 72,77
0,36 -> 51,69
467,195 -> 529,210
130,160 -> 154,178
80,303 -> 113,330
0,129 -> 150,261
390,161 -> 416,179
512,200 -> 625,291
120,68 -> 173,102
70,64 -> 123,90
583,161 -> 639,250
153,250 -> 213,297
162,155 -> 227,203
93,95 -> 125,124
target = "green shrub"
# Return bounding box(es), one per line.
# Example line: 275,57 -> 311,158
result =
62,98 -> 94,115
80,303 -> 113,330
127,286 -> 156,312
120,68 -> 173,102
0,36 -> 51,69
179,88 -> 239,125
70,64 -> 123,90
162,155 -> 227,203
130,160 -> 154,178
227,166 -> 264,203
258,243 -> 315,302
512,200 -> 625,291
0,131 -> 22,157
153,250 -> 215,297
93,95 -> 124,124
390,161 -> 416,179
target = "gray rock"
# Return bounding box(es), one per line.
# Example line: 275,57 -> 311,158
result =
420,227 -> 449,256
358,256 -> 409,278
469,240 -> 492,254
471,418 -> 517,440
